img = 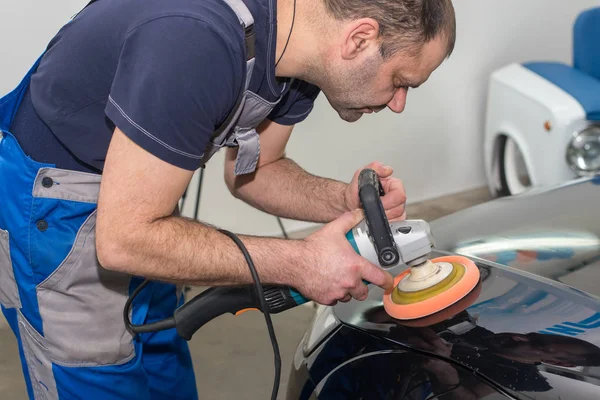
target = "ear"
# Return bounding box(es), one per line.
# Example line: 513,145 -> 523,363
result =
340,18 -> 380,60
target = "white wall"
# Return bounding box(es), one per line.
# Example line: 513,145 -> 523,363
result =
0,1 -> 89,94
2,1 -> 599,236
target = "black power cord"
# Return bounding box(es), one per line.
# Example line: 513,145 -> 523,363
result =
219,229 -> 282,400
123,229 -> 282,400
277,217 -> 289,239
123,279 -> 176,333
275,0 -> 296,68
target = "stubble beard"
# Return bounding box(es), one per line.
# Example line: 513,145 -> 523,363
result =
309,52 -> 384,122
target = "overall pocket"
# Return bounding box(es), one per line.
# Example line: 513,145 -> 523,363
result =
0,228 -> 22,309
36,211 -> 135,366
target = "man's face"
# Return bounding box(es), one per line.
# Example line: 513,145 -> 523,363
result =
319,34 -> 449,122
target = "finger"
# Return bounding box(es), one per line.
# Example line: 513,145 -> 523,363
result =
361,262 -> 395,291
388,209 -> 407,222
339,294 -> 353,303
361,161 -> 393,179
384,204 -> 406,221
329,209 -> 364,234
382,176 -> 405,196
373,163 -> 393,179
320,299 -> 338,307
380,179 -> 406,210
348,281 -> 369,301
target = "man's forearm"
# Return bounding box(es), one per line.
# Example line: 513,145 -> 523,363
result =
97,214 -> 307,287
228,157 -> 349,223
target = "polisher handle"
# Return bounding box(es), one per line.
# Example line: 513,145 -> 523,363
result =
358,168 -> 399,267
172,285 -> 307,340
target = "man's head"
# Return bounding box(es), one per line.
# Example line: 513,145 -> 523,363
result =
300,0 -> 456,122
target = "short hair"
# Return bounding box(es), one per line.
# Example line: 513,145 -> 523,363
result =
322,0 -> 456,60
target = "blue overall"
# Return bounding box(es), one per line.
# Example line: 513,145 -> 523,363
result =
0,59 -> 198,399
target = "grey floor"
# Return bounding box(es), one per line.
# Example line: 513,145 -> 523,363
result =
0,187 -> 492,399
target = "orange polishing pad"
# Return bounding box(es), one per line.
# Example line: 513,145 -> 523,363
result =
394,280 -> 482,328
383,255 -> 480,320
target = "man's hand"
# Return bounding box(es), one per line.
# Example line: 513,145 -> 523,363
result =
293,209 -> 395,305
343,161 -> 407,221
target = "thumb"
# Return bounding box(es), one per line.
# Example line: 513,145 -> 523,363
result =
330,209 -> 364,234
371,163 -> 393,179
361,261 -> 395,291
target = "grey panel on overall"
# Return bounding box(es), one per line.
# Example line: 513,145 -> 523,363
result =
18,310 -> 58,400
36,211 -> 135,366
0,229 -> 21,309
32,168 -> 101,203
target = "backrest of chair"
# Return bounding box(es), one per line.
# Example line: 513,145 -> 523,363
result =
574,7 -> 600,81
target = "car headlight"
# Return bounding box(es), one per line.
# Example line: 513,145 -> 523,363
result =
566,123 -> 600,176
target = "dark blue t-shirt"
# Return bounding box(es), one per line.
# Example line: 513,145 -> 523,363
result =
14,0 -> 320,172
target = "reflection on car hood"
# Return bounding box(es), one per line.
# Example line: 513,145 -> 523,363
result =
331,252 -> 600,395
431,176 -> 600,297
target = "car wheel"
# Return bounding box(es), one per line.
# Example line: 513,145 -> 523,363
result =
498,135 -> 532,196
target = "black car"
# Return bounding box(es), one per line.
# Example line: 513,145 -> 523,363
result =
286,176 -> 600,399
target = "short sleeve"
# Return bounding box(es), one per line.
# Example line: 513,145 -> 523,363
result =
105,16 -> 245,170
268,80 -> 321,125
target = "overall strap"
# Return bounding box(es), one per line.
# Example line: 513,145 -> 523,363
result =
210,0 -> 257,140
221,0 -> 256,88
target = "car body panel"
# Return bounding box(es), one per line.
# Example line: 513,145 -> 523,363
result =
289,325 -> 511,399
287,177 -> 600,399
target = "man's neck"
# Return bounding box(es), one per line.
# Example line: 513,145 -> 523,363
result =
274,0 -> 327,80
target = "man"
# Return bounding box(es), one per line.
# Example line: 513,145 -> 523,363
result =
0,0 -> 456,398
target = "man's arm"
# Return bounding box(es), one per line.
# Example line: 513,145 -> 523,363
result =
96,128 -> 303,287
96,128 -> 393,303
224,119 -> 407,223
224,119 -> 347,223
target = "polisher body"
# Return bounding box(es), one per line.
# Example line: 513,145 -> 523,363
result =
346,219 -> 435,268
282,219 -> 437,309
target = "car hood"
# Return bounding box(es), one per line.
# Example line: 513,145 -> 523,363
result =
430,176 -> 600,297
330,250 -> 600,397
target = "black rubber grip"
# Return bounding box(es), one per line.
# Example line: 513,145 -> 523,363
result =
172,285 -> 300,340
358,169 -> 399,267
173,286 -> 258,340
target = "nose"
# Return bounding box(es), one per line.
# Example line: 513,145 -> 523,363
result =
387,89 -> 407,113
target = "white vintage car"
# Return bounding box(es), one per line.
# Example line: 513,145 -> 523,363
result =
484,6 -> 600,197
